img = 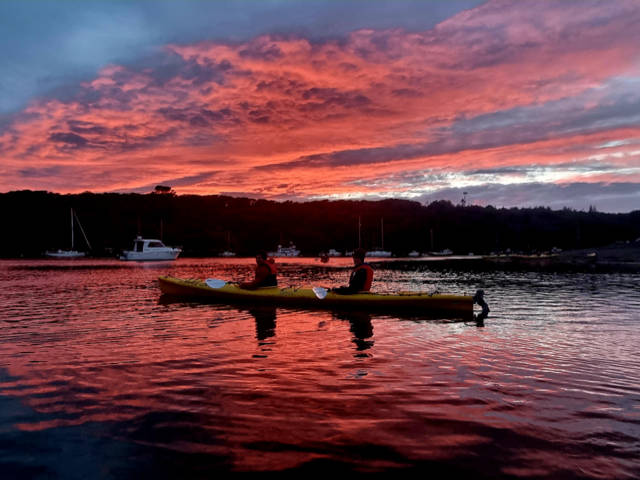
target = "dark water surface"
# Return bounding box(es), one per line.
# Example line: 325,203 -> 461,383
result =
1,258 -> 639,478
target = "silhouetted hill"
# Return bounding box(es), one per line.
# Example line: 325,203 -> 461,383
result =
2,190 -> 639,258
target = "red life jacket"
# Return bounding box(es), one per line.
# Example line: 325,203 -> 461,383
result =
256,257 -> 278,287
352,263 -> 374,291
264,258 -> 277,275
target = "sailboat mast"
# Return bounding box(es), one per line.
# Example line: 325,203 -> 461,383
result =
71,208 -> 74,250
381,218 -> 384,250
74,210 -> 92,251
358,216 -> 361,248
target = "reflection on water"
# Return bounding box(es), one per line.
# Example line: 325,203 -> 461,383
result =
332,310 -> 374,352
0,258 -> 639,478
247,306 -> 277,342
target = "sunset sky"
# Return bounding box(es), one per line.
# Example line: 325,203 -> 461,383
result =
1,0 -> 639,212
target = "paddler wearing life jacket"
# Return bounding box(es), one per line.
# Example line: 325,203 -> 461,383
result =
331,248 -> 373,295
239,251 -> 278,289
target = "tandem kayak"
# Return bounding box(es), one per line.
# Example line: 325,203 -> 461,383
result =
158,276 -> 485,318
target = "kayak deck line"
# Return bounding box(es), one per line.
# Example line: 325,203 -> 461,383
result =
157,275 -> 479,318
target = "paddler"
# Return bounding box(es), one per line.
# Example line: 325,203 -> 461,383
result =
331,248 -> 373,294
239,251 -> 278,289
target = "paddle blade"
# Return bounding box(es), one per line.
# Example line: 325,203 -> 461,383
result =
312,287 -> 328,299
205,278 -> 227,289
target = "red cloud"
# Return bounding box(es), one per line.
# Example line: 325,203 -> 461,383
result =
1,0 -> 639,199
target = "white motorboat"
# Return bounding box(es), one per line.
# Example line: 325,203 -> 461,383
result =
328,249 -> 342,256
408,250 -> 421,257
120,236 -> 181,261
269,242 -> 300,257
367,250 -> 393,257
46,208 -> 91,258
429,249 -> 453,256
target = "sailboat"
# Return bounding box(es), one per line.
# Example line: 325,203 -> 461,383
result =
220,231 -> 236,257
46,208 -> 92,258
367,218 -> 392,257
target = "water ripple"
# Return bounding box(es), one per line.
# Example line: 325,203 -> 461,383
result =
0,259 -> 639,477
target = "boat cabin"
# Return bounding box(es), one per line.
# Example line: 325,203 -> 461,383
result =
134,238 -> 167,251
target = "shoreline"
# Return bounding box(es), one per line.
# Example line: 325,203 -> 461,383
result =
2,256 -> 638,275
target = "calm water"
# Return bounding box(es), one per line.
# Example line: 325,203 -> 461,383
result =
1,258 -> 639,478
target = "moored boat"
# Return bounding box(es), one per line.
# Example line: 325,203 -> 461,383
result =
367,250 -> 393,257
120,236 -> 181,261
46,249 -> 85,258
429,249 -> 453,256
158,276 -> 479,317
45,208 -> 91,258
269,242 -> 300,257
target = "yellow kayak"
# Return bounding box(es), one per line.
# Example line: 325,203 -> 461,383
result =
158,276 -> 476,317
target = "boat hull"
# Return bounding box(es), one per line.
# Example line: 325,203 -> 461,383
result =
367,251 -> 393,257
45,250 -> 85,258
120,249 -> 181,261
158,276 -> 473,317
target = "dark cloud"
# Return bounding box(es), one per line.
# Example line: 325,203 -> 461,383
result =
466,162 -> 620,176
338,62 -> 359,72
240,82 -> 375,124
179,58 -> 233,86
67,120 -> 108,136
143,52 -> 193,86
157,106 -> 235,127
18,165 -> 64,178
391,88 -> 422,98
256,78 -> 305,95
116,128 -> 179,152
203,107 -> 233,121
434,0 -> 640,72
70,87 -> 103,107
156,107 -> 189,122
189,115 -> 209,127
0,111 -> 21,134
301,87 -> 371,110
77,85 -> 138,110
451,78 -> 640,141
255,141 -> 446,170
120,171 -> 221,194
248,109 -> 270,124
161,171 -> 221,187
467,167 -> 529,175
109,68 -> 138,87
48,132 -> 89,147
65,52 -> 234,113
257,77 -> 640,172
239,39 -> 284,61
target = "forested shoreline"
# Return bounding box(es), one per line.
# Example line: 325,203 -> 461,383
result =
2,190 -> 639,258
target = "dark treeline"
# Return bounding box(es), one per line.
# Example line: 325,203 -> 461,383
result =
2,190 -> 639,258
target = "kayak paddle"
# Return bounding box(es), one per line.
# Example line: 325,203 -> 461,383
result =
205,278 -> 227,289
312,287 -> 328,299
